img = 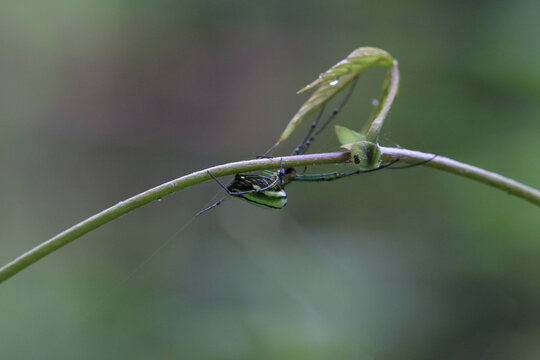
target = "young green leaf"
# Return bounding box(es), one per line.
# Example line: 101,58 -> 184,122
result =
299,47 -> 393,93
362,60 -> 400,142
335,125 -> 366,144
275,47 -> 395,145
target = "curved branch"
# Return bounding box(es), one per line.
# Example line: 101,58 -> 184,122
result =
0,148 -> 538,284
381,147 -> 540,205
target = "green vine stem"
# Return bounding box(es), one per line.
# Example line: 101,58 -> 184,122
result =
0,148 -> 538,284
381,147 -> 540,204
364,61 -> 400,142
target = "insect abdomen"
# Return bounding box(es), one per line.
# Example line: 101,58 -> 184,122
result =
239,189 -> 287,209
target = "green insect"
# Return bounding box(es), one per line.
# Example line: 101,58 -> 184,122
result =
196,77 -> 430,216
197,156 -> 400,215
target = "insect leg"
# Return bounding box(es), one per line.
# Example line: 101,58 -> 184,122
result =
293,75 -> 359,155
195,195 -> 229,217
291,105 -> 326,155
291,158 -> 400,182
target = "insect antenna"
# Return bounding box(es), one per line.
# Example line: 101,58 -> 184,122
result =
362,158 -> 400,172
386,155 -> 438,169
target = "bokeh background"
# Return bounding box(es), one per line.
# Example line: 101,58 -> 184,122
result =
1,1 -> 539,359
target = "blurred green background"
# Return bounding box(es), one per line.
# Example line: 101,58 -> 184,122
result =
1,1 -> 539,359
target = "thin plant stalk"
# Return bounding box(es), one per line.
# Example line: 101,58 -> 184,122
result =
0,148 -> 538,284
